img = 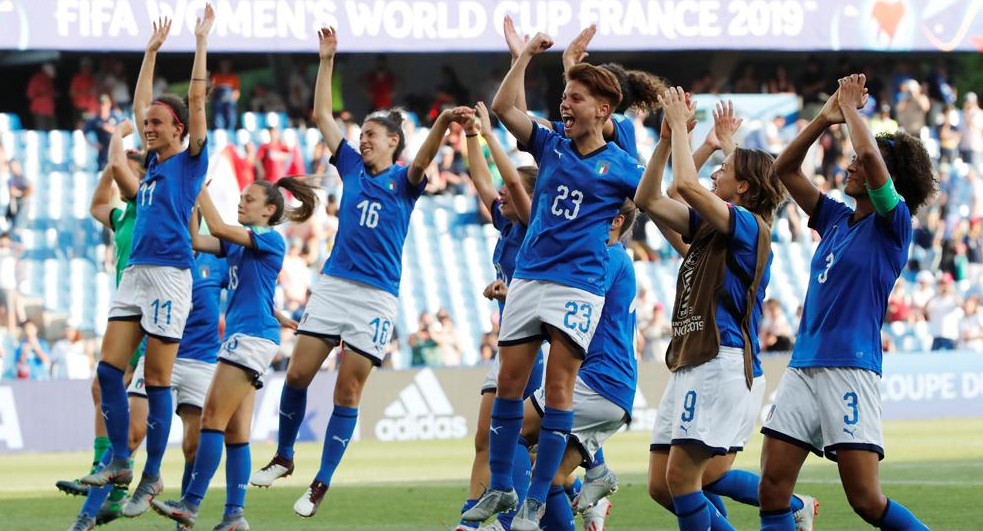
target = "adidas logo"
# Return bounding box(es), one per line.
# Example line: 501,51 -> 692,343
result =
374,369 -> 467,442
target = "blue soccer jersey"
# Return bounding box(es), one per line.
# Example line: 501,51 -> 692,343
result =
491,199 -> 527,312
517,122 -> 642,296
130,146 -> 209,269
686,205 -> 771,377
322,140 -> 426,296
791,195 -> 911,375
220,226 -> 286,344
552,113 -> 639,161
177,253 -> 228,363
579,243 -> 638,417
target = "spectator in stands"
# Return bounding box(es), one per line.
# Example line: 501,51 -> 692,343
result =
15,320 -> 50,380
224,141 -> 257,191
280,239 -> 312,315
287,60 -> 313,125
966,219 -> 983,279
409,312 -> 439,367
26,63 -> 58,130
0,233 -> 24,334
797,57 -> 826,118
639,301 -> 670,361
5,160 -> 31,229
959,295 -> 983,352
911,270 -> 936,316
102,59 -> 131,114
211,59 -> 240,131
49,321 -> 91,380
959,92 -> 983,166
83,94 -> 123,170
766,64 -> 795,94
869,104 -> 899,135
886,280 -> 914,324
250,84 -> 288,113
434,308 -> 462,366
760,298 -> 793,351
732,63 -> 760,93
255,125 -> 293,183
437,145 -> 470,195
896,80 -> 930,137
926,274 -> 963,350
689,70 -> 718,94
70,57 -> 100,124
764,114 -> 790,156
364,54 -> 396,111
938,104 -> 961,164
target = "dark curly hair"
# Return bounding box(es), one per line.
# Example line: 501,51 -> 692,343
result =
875,131 -> 937,215
599,63 -> 668,114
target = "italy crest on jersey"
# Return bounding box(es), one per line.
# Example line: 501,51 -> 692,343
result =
595,161 -> 610,175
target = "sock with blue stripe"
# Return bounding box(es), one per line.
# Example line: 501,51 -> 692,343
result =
314,405 -> 358,486
458,499 -> 479,529
80,449 -> 113,518
224,443 -> 249,517
96,362 -> 130,460
488,398 -> 524,491
526,408 -> 573,504
879,498 -> 929,531
760,508 -> 795,531
142,385 -> 172,478
181,461 -> 194,497
590,447 -> 605,468
498,435 -> 533,529
184,429 -> 224,507
675,491 -> 738,531
541,484 -> 576,530
276,384 -> 307,460
565,477 -> 583,503
705,469 -> 805,512
704,490 -> 728,517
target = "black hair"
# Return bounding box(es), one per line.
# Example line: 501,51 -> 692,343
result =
252,177 -> 320,225
153,94 -> 190,141
364,109 -> 406,164
616,199 -> 638,241
876,131 -> 938,215
599,63 -> 667,114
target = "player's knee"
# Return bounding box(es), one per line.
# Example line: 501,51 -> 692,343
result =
285,363 -> 315,388
648,477 -> 673,509
474,428 -> 489,453
182,441 -> 198,462
542,380 -> 572,409
758,470 -> 792,508
664,460 -> 696,497
128,429 -> 146,452
90,378 -> 102,403
847,490 -> 886,524
333,379 -> 362,407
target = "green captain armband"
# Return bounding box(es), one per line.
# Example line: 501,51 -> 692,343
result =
867,178 -> 901,216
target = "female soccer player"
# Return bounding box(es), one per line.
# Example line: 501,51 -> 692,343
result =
81,6 -> 214,491
462,32 -> 643,531
644,100 -> 816,529
455,101 -> 539,531
152,177 -> 316,530
248,27 -> 474,518
759,74 -> 935,531
634,87 -> 784,531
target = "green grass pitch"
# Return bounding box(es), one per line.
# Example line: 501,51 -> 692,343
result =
1,418 -> 980,530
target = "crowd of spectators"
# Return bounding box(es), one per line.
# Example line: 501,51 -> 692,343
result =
1,55 -> 982,380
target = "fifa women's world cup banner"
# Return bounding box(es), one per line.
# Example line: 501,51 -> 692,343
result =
0,0 -> 980,53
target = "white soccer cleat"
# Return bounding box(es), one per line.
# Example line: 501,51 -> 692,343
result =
293,480 -> 328,518
793,494 -> 819,531
582,497 -> 611,531
478,520 -> 508,531
573,465 -> 619,512
249,454 -> 294,488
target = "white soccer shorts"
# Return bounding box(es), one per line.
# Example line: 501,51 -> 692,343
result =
531,376 -> 628,464
297,274 -> 397,366
762,367 -> 884,461
650,347 -> 753,456
218,333 -> 279,389
127,356 -> 216,410
733,375 -> 767,451
109,265 -> 193,342
498,279 -> 604,356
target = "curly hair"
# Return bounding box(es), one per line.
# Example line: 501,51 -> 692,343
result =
875,131 -> 937,215
734,148 -> 786,225
599,63 -> 668,114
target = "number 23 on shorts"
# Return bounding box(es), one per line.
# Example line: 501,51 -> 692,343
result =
563,301 -> 592,333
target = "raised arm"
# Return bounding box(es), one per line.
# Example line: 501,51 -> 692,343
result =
479,101 -> 532,225
408,106 -> 475,186
463,108 -> 498,213
647,118 -> 691,256
838,74 -> 889,192
502,15 -> 530,114
197,186 -> 253,249
635,110 -> 691,237
693,100 -> 742,171
134,18 -> 171,148
108,120 -> 139,200
492,32 -> 553,146
189,197 -> 220,255
187,4 -> 214,157
562,24 -> 596,74
663,87 -> 732,234
312,27 -> 344,154
89,167 -> 117,229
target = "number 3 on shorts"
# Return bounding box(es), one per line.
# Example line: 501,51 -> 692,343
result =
563,301 -> 593,334
843,391 -> 859,425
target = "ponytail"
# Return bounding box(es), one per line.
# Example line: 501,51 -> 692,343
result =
254,177 -> 320,225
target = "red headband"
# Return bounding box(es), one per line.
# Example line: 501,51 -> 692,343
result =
152,100 -> 184,128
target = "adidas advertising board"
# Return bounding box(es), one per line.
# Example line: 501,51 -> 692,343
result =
374,369 -> 468,441
3,354 -> 983,453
